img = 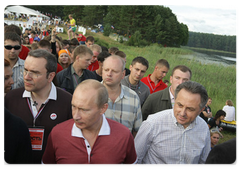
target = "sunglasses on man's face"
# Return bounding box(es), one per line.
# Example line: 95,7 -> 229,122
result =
4,45 -> 21,50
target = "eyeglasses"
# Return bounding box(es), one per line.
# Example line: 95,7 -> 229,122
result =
23,69 -> 43,79
4,45 -> 21,50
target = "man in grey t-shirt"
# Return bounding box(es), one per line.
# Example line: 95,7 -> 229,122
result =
121,56 -> 150,106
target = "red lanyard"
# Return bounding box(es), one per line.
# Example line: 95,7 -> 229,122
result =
26,98 -> 48,126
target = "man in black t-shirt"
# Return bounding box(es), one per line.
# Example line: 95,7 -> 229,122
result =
200,97 -> 212,122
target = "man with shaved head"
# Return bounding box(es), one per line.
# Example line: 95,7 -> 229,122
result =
102,55 -> 142,137
42,79 -> 137,164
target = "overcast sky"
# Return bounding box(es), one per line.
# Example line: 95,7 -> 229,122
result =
165,2 -> 237,36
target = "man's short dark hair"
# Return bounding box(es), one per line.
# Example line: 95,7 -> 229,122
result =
38,39 -> 51,50
30,30 -> 36,35
131,56 -> 149,70
115,51 -> 126,58
172,65 -> 192,79
97,51 -> 111,62
101,46 -> 108,52
4,32 -> 22,45
73,45 -> 93,61
108,47 -> 119,54
155,59 -> 170,69
62,39 -> 70,46
86,36 -> 94,43
4,24 -> 22,36
175,81 -> 208,110
69,38 -> 79,46
28,49 -> 57,77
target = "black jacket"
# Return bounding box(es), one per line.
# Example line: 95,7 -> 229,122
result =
141,86 -> 172,121
56,64 -> 97,94
4,108 -> 32,163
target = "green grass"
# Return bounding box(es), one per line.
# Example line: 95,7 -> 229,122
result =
59,29 -> 236,144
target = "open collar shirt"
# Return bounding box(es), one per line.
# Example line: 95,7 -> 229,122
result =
104,83 -> 142,133
134,109 -> 211,164
22,82 -> 57,118
169,86 -> 175,107
71,114 -> 110,163
121,75 -> 150,106
71,64 -> 84,89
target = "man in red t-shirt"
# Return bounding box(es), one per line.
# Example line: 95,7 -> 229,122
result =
29,30 -> 37,44
75,33 -> 86,45
87,44 -> 102,71
141,59 -> 169,94
42,80 -> 137,164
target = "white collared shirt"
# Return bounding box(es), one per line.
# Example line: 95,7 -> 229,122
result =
135,109 -> 211,164
71,114 -> 110,162
169,86 -> 175,107
22,82 -> 57,118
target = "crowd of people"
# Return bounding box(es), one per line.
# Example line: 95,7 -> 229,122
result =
4,17 -> 236,164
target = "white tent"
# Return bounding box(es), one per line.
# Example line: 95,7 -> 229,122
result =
4,9 -> 12,14
5,5 -> 50,19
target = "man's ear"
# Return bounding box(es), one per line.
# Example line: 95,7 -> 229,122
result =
122,69 -> 126,79
48,72 -> 56,82
100,103 -> 108,115
129,65 -> 133,71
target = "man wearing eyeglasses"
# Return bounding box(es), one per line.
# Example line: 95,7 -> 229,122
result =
4,32 -> 24,90
5,49 -> 72,163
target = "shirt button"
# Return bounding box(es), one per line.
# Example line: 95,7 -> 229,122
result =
87,145 -> 90,148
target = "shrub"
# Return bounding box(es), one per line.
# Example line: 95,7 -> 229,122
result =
103,23 -> 113,36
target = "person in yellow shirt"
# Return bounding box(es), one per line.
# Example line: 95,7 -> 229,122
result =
67,14 -> 76,40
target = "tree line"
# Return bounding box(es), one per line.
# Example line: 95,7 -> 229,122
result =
25,5 -> 189,47
187,32 -> 236,53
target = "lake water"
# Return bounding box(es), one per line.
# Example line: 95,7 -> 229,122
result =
180,48 -> 236,66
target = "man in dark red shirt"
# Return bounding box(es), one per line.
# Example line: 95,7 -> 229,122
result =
42,79 -> 137,164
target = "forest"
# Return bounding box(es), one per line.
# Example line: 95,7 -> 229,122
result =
187,32 -> 236,53
24,6 -> 235,52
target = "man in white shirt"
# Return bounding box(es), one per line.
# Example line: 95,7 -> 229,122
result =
135,81 -> 211,164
